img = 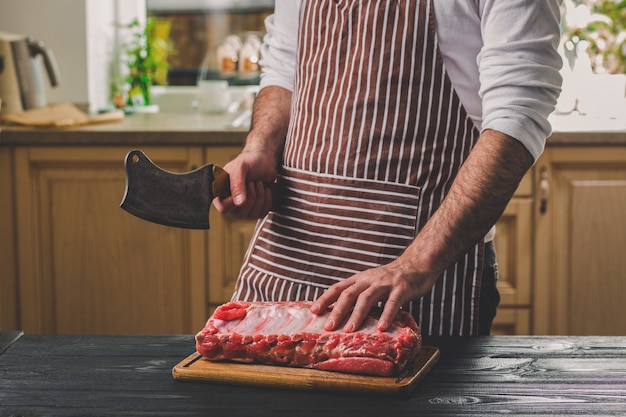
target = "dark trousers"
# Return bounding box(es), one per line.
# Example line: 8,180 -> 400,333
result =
478,240 -> 501,335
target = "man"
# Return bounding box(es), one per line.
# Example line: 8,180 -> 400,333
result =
214,0 -> 563,336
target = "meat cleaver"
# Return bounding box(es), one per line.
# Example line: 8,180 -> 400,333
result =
120,149 -> 230,229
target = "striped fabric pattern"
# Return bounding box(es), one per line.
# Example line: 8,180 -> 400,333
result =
232,0 -> 484,336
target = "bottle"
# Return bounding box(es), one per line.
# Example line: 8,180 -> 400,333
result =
239,32 -> 262,79
217,35 -> 242,79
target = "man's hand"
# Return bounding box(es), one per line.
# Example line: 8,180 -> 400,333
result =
212,150 -> 277,219
311,261 -> 438,332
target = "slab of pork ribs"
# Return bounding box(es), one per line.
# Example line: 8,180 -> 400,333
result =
195,301 -> 422,377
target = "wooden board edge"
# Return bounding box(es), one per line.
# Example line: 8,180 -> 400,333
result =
0,330 -> 23,355
172,346 -> 440,396
396,346 -> 440,395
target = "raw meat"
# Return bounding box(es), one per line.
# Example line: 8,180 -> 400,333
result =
195,301 -> 422,377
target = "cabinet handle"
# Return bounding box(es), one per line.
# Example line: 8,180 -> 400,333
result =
539,166 -> 549,214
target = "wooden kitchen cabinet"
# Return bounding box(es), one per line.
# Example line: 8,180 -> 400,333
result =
2,124 -> 624,338
11,146 -> 209,334
533,146 -> 626,335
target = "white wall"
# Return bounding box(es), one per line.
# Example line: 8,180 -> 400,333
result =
0,0 -> 145,113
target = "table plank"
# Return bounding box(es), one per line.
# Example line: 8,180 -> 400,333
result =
1,335 -> 626,416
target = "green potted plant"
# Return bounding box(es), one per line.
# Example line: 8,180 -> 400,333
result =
116,18 -> 172,108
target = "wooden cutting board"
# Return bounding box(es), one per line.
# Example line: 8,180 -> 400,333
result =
172,346 -> 439,396
1,103 -> 124,127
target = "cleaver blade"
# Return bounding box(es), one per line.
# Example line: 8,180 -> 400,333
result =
120,149 -> 230,229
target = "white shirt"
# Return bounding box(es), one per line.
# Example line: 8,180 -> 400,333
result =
259,0 -> 564,161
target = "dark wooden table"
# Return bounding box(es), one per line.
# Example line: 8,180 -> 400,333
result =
1,332 -> 626,416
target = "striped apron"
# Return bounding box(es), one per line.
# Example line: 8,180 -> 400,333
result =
232,0 -> 484,336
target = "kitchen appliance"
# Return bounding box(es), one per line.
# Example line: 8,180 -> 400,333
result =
0,31 -> 60,115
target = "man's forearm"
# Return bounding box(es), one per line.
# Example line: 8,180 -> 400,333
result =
244,86 -> 293,163
400,129 -> 535,278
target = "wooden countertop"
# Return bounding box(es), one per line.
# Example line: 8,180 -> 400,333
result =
0,112 -> 249,146
1,111 -> 624,147
1,333 -> 626,416
547,113 -> 626,146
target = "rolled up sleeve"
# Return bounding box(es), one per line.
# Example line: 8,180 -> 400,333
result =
478,0 -> 563,160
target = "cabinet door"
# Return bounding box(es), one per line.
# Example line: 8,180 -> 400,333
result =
494,197 -> 533,308
491,169 -> 533,335
14,147 -> 207,334
534,147 -> 626,335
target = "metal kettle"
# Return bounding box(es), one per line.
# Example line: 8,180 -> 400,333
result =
0,31 -> 61,115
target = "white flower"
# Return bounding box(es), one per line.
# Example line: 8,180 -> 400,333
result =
563,0 -> 593,30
